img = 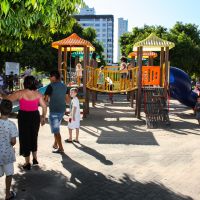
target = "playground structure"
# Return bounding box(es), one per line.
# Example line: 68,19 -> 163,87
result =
51,33 -> 176,127
11,33 -> 197,126
85,34 -> 175,127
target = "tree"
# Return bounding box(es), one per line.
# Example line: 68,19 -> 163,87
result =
119,23 -> 200,76
0,22 -> 105,72
0,0 -> 84,51
120,25 -> 168,57
169,22 -> 200,76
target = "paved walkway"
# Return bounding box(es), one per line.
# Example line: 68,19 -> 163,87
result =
0,95 -> 200,200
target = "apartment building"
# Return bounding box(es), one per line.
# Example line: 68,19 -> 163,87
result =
74,8 -> 114,64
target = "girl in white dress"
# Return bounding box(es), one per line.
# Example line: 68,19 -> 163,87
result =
67,88 -> 80,143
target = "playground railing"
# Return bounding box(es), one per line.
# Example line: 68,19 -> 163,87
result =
86,66 -> 138,93
85,65 -> 161,92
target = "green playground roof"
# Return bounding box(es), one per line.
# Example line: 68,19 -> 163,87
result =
133,33 -> 175,51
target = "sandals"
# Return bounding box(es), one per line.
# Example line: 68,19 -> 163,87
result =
73,139 -> 80,144
52,149 -> 64,154
52,145 -> 58,149
22,163 -> 31,170
64,139 -> 72,143
32,158 -> 39,165
6,191 -> 16,200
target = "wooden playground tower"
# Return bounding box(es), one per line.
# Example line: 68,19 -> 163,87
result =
52,33 -> 95,92
133,33 -> 175,120
52,33 -> 175,126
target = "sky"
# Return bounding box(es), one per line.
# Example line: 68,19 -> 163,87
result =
83,0 -> 200,62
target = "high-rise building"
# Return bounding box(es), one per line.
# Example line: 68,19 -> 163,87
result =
118,18 -> 128,61
74,8 -> 114,64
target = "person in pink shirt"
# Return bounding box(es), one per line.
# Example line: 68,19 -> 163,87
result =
7,76 -> 47,170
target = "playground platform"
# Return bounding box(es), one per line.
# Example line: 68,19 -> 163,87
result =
0,95 -> 199,200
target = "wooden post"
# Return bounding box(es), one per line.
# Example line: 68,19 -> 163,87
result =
149,56 -> 153,66
160,47 -> 164,86
136,46 -> 143,119
83,46 -> 89,116
58,46 -> 62,73
64,47 -> 67,84
130,90 -> 134,108
83,46 -> 87,96
86,47 -> 90,65
164,47 -> 169,96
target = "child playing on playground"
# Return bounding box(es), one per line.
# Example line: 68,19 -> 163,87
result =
106,77 -> 114,104
65,88 -> 81,143
76,62 -> 83,86
120,56 -> 128,90
194,96 -> 200,125
97,66 -> 105,89
0,99 -> 18,200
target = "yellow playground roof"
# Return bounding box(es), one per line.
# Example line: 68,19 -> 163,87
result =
133,33 -> 175,51
52,33 -> 95,51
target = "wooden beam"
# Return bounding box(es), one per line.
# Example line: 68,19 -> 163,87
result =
83,46 -> 87,96
164,47 -> 169,95
136,46 -> 143,119
86,47 -> 90,66
58,46 -> 62,73
160,47 -> 164,86
64,47 -> 67,84
149,56 -> 153,66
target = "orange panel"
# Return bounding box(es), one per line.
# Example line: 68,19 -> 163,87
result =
142,66 -> 160,86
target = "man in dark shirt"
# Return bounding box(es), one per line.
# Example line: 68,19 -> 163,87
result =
44,70 -> 69,153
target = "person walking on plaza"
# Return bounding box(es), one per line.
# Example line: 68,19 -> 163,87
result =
65,88 -> 81,143
44,70 -> 69,153
7,76 -> 47,170
0,99 -> 18,200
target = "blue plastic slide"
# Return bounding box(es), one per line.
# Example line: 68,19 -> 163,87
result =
169,67 -> 198,108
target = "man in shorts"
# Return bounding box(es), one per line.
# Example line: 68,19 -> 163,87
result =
45,70 -> 69,153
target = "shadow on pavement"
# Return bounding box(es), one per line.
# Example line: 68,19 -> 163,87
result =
72,142 -> 113,165
11,154 -> 193,200
80,99 -> 159,146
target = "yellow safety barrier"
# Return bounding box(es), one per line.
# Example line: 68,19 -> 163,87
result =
85,65 -> 162,93
86,66 -> 138,93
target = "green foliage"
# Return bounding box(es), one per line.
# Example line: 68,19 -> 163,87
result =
0,22 -> 105,72
120,25 -> 168,57
168,22 -> 200,75
120,23 -> 200,76
0,0 -> 84,51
